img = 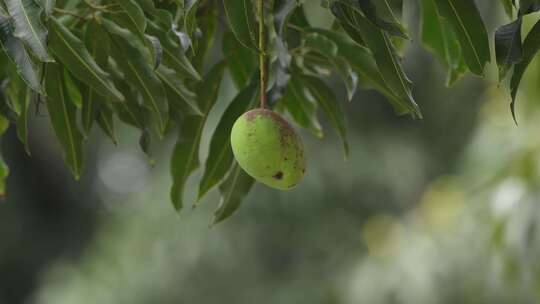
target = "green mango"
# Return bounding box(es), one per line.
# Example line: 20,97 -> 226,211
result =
231,109 -> 305,190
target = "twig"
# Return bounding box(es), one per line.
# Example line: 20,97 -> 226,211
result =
258,0 -> 267,109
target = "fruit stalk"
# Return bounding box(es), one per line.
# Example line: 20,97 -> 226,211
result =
258,0 -> 267,109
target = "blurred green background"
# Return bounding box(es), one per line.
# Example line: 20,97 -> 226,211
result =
3,2 -> 540,303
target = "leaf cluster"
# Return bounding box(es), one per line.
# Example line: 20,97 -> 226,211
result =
0,0 -> 537,222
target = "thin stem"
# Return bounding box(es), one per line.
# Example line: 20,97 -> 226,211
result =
258,0 -> 267,109
287,23 -> 307,34
53,8 -> 87,20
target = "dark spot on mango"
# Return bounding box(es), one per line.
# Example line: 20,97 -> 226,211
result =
273,171 -> 284,180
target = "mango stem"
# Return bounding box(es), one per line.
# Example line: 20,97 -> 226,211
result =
258,0 -> 267,109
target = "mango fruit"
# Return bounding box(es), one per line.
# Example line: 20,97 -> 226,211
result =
231,109 -> 305,190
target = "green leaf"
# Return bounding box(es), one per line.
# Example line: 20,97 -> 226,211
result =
80,20 -> 111,134
0,115 -> 8,198
420,0 -> 466,86
16,88 -> 30,154
0,155 -> 7,198
145,34 -> 163,70
212,163 -> 255,224
146,21 -> 201,81
197,78 -> 258,203
520,0 -> 540,14
6,0 -> 53,62
223,0 -> 259,51
45,63 -> 85,179
280,74 -> 323,138
103,18 -> 168,134
136,0 -> 173,27
332,2 -> 421,117
274,0 -> 299,35
432,0 -> 490,75
357,0 -> 408,38
191,4 -> 217,71
0,8 -> 40,92
223,31 -> 257,89
115,0 -> 147,36
510,19 -> 540,122
155,64 -> 201,115
48,18 -> 125,102
302,75 -> 349,157
495,18 -> 523,80
305,28 -> 409,114
0,158 -> 6,197
96,105 -> 117,144
41,0 -> 55,18
184,0 -> 202,37
500,0 -> 514,18
303,32 -> 358,100
113,82 -> 146,129
64,70 -> 82,108
170,62 -> 225,211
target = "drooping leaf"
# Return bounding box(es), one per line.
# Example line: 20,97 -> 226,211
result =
16,88 -> 31,154
302,75 -> 349,157
155,64 -> 201,115
48,18 -> 125,102
332,2 -> 421,117
113,82 -> 146,129
0,115 -> 8,198
0,81 -> 18,122
41,0 -> 55,18
197,78 -> 258,203
136,0 -> 173,27
495,18 -> 523,80
274,0 -> 299,35
80,20 -> 111,134
6,0 -> 52,62
303,32 -> 358,100
115,0 -> 147,36
212,163 -> 255,224
0,7 -> 40,92
145,34 -> 163,70
305,28 -> 409,114
280,74 -> 323,138
520,0 -> 540,14
432,0 -> 490,75
96,105 -> 117,144
223,31 -> 257,89
146,21 -> 201,81
357,0 -> 408,38
184,0 -> 202,37
45,63 -> 85,179
170,116 -> 199,211
63,70 -> 82,108
191,4 -> 217,71
420,0 -> 466,86
510,19 -> 540,122
103,18 -> 168,134
500,0 -> 514,17
223,0 -> 259,51
170,62 -> 225,211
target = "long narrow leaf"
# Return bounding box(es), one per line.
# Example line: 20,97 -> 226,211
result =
170,62 -> 225,211
45,63 -> 85,179
48,18 -> 124,102
6,0 -> 52,62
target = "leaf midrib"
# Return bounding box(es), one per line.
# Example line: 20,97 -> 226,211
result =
57,72 -> 79,178
125,61 -> 165,130
14,0 -> 48,56
53,27 -> 120,100
446,0 -> 483,71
